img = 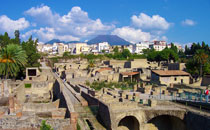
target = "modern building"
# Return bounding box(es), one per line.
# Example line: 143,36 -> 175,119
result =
149,41 -> 167,51
167,43 -> 183,51
151,70 -> 190,85
97,42 -> 110,53
122,45 -> 133,53
133,41 -> 151,54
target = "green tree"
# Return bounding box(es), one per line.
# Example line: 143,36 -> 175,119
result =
193,49 -> 208,77
0,32 -> 11,47
14,30 -> 20,45
63,52 -> 70,59
22,36 -> 41,67
40,120 -> 53,130
0,44 -> 27,79
101,50 -> 105,53
122,49 -> 131,59
113,46 -> 119,53
170,43 -> 178,53
186,59 -> 200,77
147,50 -> 159,62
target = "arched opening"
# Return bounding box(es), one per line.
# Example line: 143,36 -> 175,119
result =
148,115 -> 186,130
118,116 -> 139,130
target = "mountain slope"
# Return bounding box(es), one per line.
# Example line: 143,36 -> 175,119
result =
87,35 -> 131,45
45,39 -> 65,44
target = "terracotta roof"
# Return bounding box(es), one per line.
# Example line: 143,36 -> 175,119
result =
97,67 -> 112,73
152,70 -> 189,76
121,72 -> 139,76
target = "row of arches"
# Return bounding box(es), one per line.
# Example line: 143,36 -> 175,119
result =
117,115 -> 186,130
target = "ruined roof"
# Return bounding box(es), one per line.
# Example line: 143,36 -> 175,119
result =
120,72 -> 139,76
152,70 -> 189,76
97,67 -> 112,73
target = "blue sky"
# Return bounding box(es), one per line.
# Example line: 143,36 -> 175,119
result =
0,0 -> 210,45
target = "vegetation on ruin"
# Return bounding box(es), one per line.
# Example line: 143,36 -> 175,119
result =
77,122 -> 81,130
86,80 -> 136,91
40,120 -> 53,130
24,83 -> 32,88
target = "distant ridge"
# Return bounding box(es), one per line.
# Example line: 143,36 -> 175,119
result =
66,41 -> 82,43
45,39 -> 65,44
87,35 -> 131,45
45,39 -> 82,44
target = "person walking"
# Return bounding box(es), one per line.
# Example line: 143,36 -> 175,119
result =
204,87 -> 209,103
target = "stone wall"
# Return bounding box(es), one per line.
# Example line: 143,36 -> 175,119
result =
185,112 -> 210,130
81,91 -> 99,106
0,117 -> 71,130
98,101 -> 112,130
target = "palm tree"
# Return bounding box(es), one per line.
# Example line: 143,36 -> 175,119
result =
0,44 -> 27,79
193,49 -> 208,78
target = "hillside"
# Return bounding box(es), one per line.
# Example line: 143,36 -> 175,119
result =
87,35 -> 131,45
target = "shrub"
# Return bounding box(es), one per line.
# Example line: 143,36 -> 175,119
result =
25,83 -> 31,88
77,122 -> 81,130
40,120 -> 53,130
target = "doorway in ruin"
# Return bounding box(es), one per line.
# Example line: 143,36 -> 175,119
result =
148,115 -> 186,130
118,116 -> 139,130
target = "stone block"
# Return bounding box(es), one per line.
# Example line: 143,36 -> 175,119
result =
16,111 -> 22,117
9,96 -> 15,113
0,111 -> 5,118
52,108 -> 66,119
81,100 -> 88,107
148,99 -> 157,107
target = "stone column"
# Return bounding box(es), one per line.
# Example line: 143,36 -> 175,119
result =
9,96 -> 15,114
1,80 -> 4,97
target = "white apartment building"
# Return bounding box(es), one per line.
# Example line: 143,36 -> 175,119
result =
124,44 -> 133,53
149,41 -> 167,51
133,41 -> 151,54
167,43 -> 182,51
44,44 -> 53,53
97,42 -> 110,53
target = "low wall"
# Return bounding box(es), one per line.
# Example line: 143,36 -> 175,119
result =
0,117 -> 71,130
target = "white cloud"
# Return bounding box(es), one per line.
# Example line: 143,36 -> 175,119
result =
111,26 -> 151,43
21,27 -> 80,42
131,13 -> 171,31
0,15 -> 29,35
24,5 -> 114,42
181,19 -> 196,26
21,5 -> 170,43
24,5 -> 59,26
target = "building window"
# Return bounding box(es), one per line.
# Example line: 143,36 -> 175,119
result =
174,77 -> 177,81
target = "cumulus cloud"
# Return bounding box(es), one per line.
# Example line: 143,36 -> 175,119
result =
181,19 -> 196,26
111,13 -> 170,43
23,5 -> 114,42
111,26 -> 151,43
0,15 -> 29,35
24,5 -> 59,26
21,27 -> 80,42
131,13 -> 171,31
20,5 -> 170,43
